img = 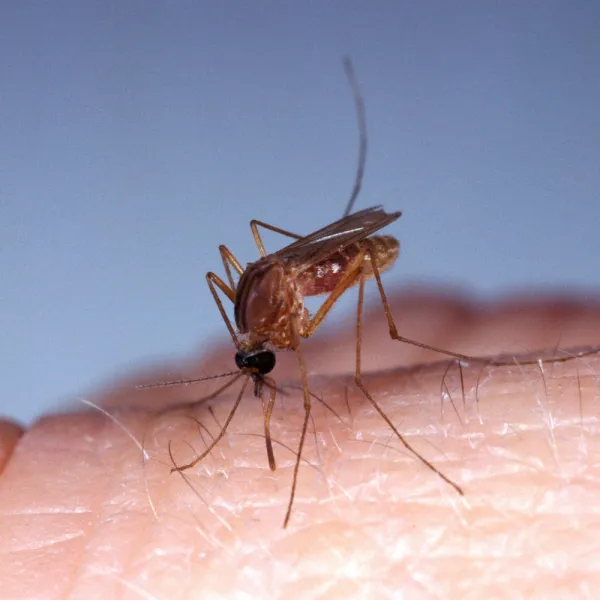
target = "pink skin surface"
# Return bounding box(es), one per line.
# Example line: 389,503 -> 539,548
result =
1,289 -> 600,600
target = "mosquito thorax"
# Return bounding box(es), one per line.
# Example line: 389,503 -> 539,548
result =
235,348 -> 276,375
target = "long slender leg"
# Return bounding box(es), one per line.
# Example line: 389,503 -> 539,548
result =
218,244 -> 244,291
262,375 -> 278,471
370,260 -> 478,363
353,271 -> 464,495
206,271 -> 240,348
250,220 -> 303,257
364,249 -> 600,367
172,375 -> 251,472
283,333 -> 312,529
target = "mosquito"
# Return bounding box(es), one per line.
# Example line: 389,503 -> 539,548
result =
143,59 -> 600,528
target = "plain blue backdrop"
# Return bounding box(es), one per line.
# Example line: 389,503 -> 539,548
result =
2,2 -> 600,424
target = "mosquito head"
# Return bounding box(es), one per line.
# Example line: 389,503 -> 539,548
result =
235,347 -> 276,397
234,347 -> 276,377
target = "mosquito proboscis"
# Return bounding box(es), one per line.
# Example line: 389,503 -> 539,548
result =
139,59 -> 600,528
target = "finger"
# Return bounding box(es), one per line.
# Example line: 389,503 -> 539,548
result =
1,291 -> 598,598
0,419 -> 24,474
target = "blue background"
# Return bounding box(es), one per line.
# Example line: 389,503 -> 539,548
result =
2,2 -> 600,424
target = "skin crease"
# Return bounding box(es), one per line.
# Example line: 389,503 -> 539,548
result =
1,289 -> 600,600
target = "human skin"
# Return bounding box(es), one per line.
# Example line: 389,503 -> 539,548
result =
1,290 -> 600,600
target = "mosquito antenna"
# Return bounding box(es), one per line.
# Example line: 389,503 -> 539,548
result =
152,372 -> 246,417
342,57 -> 368,218
136,370 -> 240,390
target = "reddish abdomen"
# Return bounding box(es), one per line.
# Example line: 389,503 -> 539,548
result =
297,235 -> 399,297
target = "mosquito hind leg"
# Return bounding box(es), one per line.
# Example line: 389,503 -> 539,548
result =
353,271 -> 464,496
363,248 -> 478,364
365,250 -> 600,369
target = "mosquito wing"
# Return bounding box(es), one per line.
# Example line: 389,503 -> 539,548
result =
274,205 -> 401,271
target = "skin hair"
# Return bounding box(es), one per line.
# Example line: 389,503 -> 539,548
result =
1,289 -> 599,599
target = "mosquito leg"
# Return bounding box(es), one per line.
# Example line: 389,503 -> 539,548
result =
364,248 -> 600,367
250,220 -> 303,257
353,271 -> 464,496
218,245 -> 244,291
282,336 -> 312,529
171,375 -> 250,472
262,376 -> 278,471
206,272 -> 240,348
358,248 -> 478,363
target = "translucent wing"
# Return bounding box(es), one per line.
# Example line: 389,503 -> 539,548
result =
274,206 -> 401,271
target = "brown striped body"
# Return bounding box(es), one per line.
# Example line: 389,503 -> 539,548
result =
234,234 -> 399,350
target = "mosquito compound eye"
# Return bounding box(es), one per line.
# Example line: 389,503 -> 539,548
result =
253,350 -> 276,374
235,349 -> 276,374
234,351 -> 246,370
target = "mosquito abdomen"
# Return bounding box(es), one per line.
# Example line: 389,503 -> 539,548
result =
361,234 -> 400,280
298,235 -> 399,297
